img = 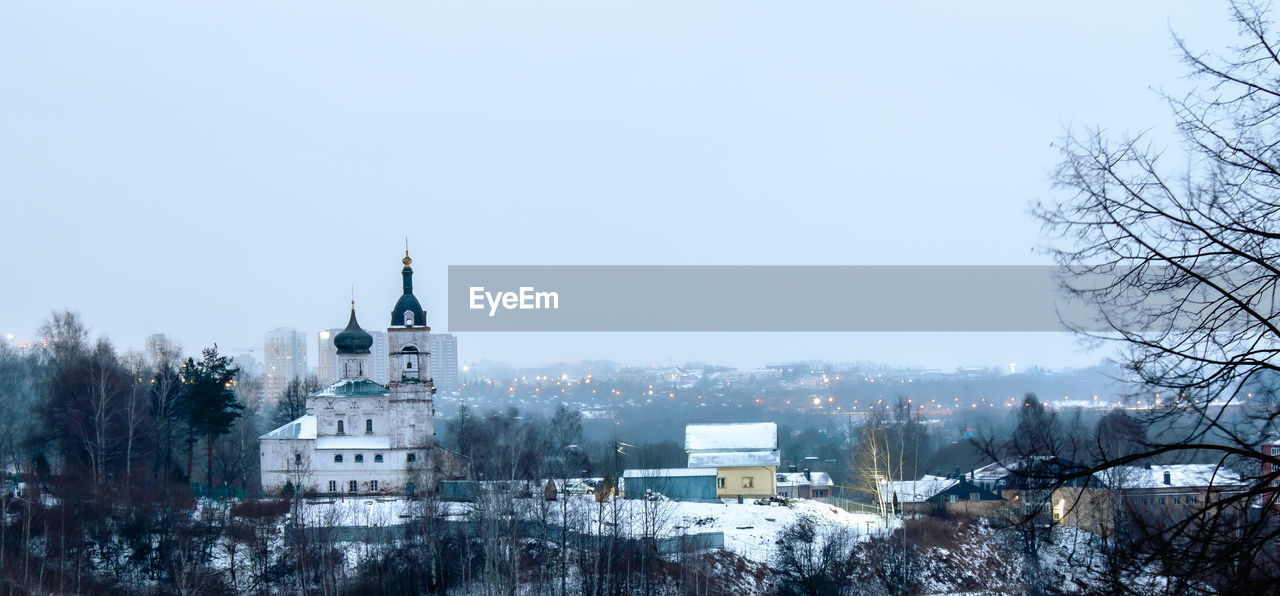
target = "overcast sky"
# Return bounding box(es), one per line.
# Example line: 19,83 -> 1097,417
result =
0,2 -> 1243,370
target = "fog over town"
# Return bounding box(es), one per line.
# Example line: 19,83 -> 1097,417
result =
3,2 -> 1280,594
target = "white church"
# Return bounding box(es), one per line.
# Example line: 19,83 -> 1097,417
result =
259,251 -> 468,496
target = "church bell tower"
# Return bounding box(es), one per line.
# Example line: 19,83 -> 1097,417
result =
386,250 -> 435,450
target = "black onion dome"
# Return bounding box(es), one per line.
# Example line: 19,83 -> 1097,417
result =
334,306 -> 373,354
390,251 -> 427,327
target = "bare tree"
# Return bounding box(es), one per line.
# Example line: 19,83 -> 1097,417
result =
1034,0 -> 1280,587
148,337 -> 185,484
852,398 -> 929,524
77,339 -> 129,488
119,351 -> 152,490
772,516 -> 858,596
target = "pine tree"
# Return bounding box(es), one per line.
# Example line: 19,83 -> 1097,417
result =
182,345 -> 243,488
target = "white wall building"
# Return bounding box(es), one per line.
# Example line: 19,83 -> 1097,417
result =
260,252 -> 467,496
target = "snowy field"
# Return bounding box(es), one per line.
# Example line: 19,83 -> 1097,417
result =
295,494 -> 890,564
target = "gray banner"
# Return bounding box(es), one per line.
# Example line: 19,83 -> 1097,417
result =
447,266 -> 1105,332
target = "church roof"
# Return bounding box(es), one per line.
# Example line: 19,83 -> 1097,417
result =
311,378 -> 390,398
333,306 -> 373,355
260,415 -> 317,440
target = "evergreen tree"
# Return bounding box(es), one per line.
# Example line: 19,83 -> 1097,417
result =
182,345 -> 242,487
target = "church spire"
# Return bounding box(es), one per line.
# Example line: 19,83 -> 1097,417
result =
402,250 -> 414,295
391,249 -> 427,328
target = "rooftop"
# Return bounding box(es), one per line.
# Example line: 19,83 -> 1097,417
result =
777,471 -> 834,486
622,468 -> 718,478
879,475 -> 958,504
260,415 -> 317,440
685,422 -> 777,451
1094,464 -> 1245,490
688,450 -> 780,468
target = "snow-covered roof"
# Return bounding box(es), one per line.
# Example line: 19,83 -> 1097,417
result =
971,460 -> 1015,483
688,450 -> 780,468
685,422 -> 777,451
315,435 -> 392,450
622,468 -> 718,478
777,472 -> 834,486
260,415 -> 316,440
878,475 -> 958,503
1093,464 -> 1245,490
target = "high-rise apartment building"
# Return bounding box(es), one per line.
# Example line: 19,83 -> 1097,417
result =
318,328 -> 388,385
430,333 -> 459,392
145,333 -> 181,367
317,329 -> 340,384
264,327 -> 308,401
370,330 -> 390,385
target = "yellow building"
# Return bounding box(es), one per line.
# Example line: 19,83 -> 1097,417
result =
685,422 -> 779,499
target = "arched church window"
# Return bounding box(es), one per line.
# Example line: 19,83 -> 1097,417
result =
374,454 -> 383,463
355,454 -> 364,463
294,453 -> 302,465
365,419 -> 373,433
334,454 -> 343,463
407,453 -> 417,463
337,420 -> 345,435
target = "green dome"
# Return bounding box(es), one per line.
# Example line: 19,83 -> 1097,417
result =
333,307 -> 373,354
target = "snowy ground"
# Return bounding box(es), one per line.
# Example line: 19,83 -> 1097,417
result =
295,494 -> 891,564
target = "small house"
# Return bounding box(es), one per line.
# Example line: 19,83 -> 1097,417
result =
777,471 -> 834,502
879,475 -> 1004,515
1055,464 -> 1246,534
686,422 -> 780,499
